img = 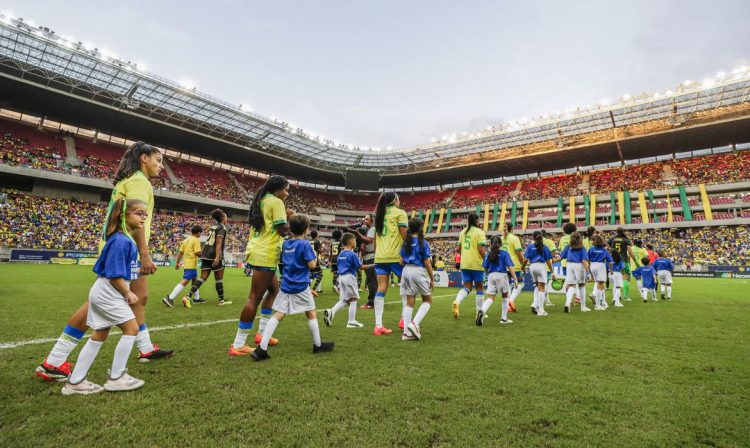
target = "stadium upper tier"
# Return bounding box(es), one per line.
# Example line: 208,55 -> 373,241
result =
2,14 -> 750,187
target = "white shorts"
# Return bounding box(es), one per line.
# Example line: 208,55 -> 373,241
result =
565,263 -> 586,285
529,263 -> 548,284
87,277 -> 136,331
657,270 -> 672,285
611,272 -> 623,288
486,272 -> 510,296
590,262 -> 607,282
400,265 -> 432,297
273,288 -> 315,315
338,274 -> 360,302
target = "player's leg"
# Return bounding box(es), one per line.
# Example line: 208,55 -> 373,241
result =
452,275 -> 473,318
131,276 -> 174,362
185,266 -> 211,304
104,318 -> 144,392
214,267 -> 230,305
230,269 -> 274,355
361,265 -> 377,308
408,293 -> 432,339
373,264 -> 393,334
37,302 -> 89,381
474,276 -> 485,316
402,294 -> 416,340
256,275 -> 281,344
164,274 -> 191,307
63,327 -> 109,395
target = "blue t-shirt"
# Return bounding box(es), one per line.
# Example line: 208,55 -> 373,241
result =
400,237 -> 432,267
560,246 -> 589,263
588,246 -> 613,263
653,257 -> 674,272
280,239 -> 317,294
612,261 -> 624,272
482,250 -> 514,274
636,265 -> 657,289
337,249 -> 362,276
93,232 -> 139,281
523,244 -> 552,264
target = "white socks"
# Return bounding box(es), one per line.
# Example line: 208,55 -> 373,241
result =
47,327 -> 83,367
348,302 -> 357,322
260,317 -> 280,350
68,339 -> 103,384
475,292 -> 484,313
660,284 -> 666,293
374,295 -> 385,327
481,298 -> 493,314
111,335 -> 135,379
308,319 -> 321,347
135,324 -> 154,354
403,306 -> 413,327
454,288 -> 470,305
666,286 -> 672,299
565,287 -> 576,307
501,297 -> 509,320
168,283 -> 185,300
413,302 -> 431,326
613,287 -> 621,304
510,284 -> 523,302
330,300 -> 347,317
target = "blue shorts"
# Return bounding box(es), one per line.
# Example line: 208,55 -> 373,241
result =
182,269 -> 197,280
375,262 -> 403,277
461,269 -> 484,284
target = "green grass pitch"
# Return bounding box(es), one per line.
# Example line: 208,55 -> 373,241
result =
0,264 -> 748,447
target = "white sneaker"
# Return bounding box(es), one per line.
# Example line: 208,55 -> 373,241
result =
652,298 -> 658,302
406,323 -> 421,340
545,301 -> 555,307
594,305 -> 604,311
104,370 -> 145,392
500,318 -> 514,324
401,333 -> 416,341
346,321 -> 364,328
61,379 -> 104,395
323,309 -> 333,327
537,310 -> 548,317
614,302 -> 624,308
581,307 -> 591,312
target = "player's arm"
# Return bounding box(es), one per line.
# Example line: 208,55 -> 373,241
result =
212,234 -> 224,267
478,243 -> 487,260
110,277 -> 138,304
132,226 -> 155,275
174,250 -> 184,270
508,264 -> 517,281
627,246 -> 636,265
424,257 -> 435,290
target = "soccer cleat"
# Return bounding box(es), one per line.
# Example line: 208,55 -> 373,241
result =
358,304 -> 374,310
138,344 -> 174,363
545,301 -> 555,307
399,318 -> 404,330
581,307 -> 591,312
452,301 -> 460,319
643,299 -> 647,303
254,333 -> 278,346
407,323 -> 421,340
162,296 -> 174,308
614,302 -> 625,307
217,299 -> 232,306
311,290 -> 319,298
594,305 -> 604,311
36,359 -> 73,382
537,310 -> 548,317
250,347 -> 271,361
508,301 -> 517,313
323,309 -> 333,327
372,326 -> 393,336
104,370 -> 145,392
625,298 -> 632,302
228,345 -> 254,356
530,306 -> 537,315
313,341 -> 335,354
346,321 -> 364,328
499,318 -> 513,324
181,296 -> 192,308
475,310 -> 485,326
401,333 -> 416,341
564,305 -> 570,313
192,298 -> 208,304
61,379 -> 104,395
661,294 -> 665,301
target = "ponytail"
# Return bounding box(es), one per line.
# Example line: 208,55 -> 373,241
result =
533,230 -> 544,254
248,175 -> 288,231
402,217 -> 424,258
488,235 -> 502,263
466,212 -> 479,232
375,192 -> 398,235
114,141 -> 160,183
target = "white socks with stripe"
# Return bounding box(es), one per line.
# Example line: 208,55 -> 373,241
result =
454,288 -> 469,305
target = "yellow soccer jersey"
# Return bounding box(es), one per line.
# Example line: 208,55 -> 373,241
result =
559,234 -> 572,267
179,235 -> 202,269
459,226 -> 488,270
99,171 -> 154,253
583,237 -> 592,250
502,232 -> 523,267
632,246 -> 649,267
246,193 -> 288,268
543,237 -> 558,272
374,205 -> 409,263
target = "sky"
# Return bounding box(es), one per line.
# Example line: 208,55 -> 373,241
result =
3,0 -> 749,149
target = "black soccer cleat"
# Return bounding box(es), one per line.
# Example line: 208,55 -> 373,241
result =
661,294 -> 666,301
313,342 -> 335,354
475,310 -> 485,326
192,298 -> 208,304
138,345 -> 174,363
251,347 -> 270,361
563,305 -> 570,314
162,296 -> 174,308
530,306 -> 538,315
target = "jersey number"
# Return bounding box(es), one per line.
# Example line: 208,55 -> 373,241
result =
463,236 -> 471,250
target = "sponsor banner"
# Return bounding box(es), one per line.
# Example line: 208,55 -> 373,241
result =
673,271 -> 714,278
153,260 -> 173,267
432,271 -> 449,288
707,265 -> 750,274
10,249 -> 97,261
77,258 -> 99,266
50,257 -> 77,265
715,272 -> 750,279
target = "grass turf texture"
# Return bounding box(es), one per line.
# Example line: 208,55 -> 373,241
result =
0,264 -> 748,447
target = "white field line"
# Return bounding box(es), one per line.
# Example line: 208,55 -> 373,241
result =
0,294 -> 456,350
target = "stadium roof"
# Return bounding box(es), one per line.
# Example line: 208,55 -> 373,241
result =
1,14 -> 750,188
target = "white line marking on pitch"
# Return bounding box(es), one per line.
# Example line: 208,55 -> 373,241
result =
0,295 -> 455,350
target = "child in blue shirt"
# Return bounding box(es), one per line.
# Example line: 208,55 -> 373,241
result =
653,253 -> 675,300
560,232 -> 591,313
62,198 -> 147,395
399,218 -> 435,341
252,214 -> 334,361
633,257 -> 658,302
478,235 -> 518,325
324,232 -> 372,329
609,250 -> 625,307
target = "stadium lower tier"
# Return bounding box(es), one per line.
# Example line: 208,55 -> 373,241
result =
2,191 -> 748,267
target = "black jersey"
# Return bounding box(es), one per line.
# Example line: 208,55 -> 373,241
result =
607,236 -> 630,262
330,239 -> 341,265
201,223 -> 227,260
310,238 -> 323,262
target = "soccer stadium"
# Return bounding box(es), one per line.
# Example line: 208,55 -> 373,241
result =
1,3 -> 749,447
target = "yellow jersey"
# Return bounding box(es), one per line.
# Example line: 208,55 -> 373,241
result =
459,226 -> 487,271
99,171 -> 153,253
374,205 -> 408,263
246,193 -> 287,268
502,232 -> 522,267
179,235 -> 202,269
559,234 -> 572,267
632,246 -> 649,267
543,237 -> 557,272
